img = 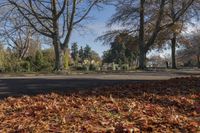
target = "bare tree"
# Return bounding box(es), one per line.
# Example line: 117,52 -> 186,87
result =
0,6 -> 37,59
2,0 -> 102,71
178,30 -> 200,68
99,0 -> 199,69
164,0 -> 200,69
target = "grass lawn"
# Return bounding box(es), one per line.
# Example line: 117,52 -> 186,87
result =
0,77 -> 199,132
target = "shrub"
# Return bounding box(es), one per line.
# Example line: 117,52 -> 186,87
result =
20,61 -> 31,72
83,64 -> 90,71
35,50 -> 44,71
121,64 -> 129,70
89,64 -> 97,71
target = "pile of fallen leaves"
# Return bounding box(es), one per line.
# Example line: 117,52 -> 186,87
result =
0,77 -> 199,132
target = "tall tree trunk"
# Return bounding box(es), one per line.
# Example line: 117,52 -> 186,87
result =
52,0 -> 64,71
139,49 -> 146,69
138,0 -> 165,69
171,33 -> 177,69
138,0 -> 146,69
166,61 -> 169,69
197,55 -> 200,68
53,37 -> 64,71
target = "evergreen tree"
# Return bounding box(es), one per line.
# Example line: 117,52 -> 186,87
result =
84,45 -> 92,60
71,43 -> 79,65
79,46 -> 84,62
102,33 -> 137,65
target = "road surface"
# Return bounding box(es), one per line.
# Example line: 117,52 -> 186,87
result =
0,71 -> 199,99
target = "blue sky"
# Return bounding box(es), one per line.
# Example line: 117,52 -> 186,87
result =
69,4 -> 199,58
69,5 -> 115,57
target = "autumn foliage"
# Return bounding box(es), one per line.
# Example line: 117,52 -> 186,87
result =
0,77 -> 199,132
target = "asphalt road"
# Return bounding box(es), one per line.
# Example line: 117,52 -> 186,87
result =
0,71 -> 199,99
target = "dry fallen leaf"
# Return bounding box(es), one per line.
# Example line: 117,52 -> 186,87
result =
0,77 -> 199,132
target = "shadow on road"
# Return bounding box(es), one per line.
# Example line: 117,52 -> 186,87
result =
0,78 -> 147,99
